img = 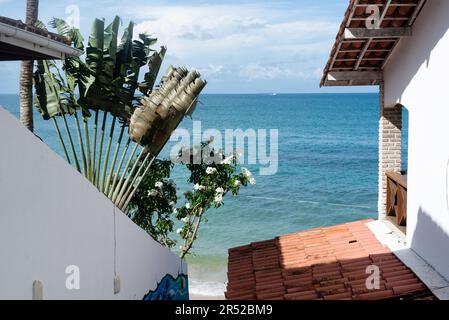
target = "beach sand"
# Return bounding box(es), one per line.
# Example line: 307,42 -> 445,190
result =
190,294 -> 225,300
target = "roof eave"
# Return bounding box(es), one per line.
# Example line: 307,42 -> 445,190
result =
320,0 -> 428,88
0,22 -> 83,60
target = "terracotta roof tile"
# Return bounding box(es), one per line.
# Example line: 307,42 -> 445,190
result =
320,0 -> 428,87
0,16 -> 70,44
226,219 -> 435,300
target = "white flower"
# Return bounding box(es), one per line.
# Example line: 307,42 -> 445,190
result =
173,208 -> 178,214
155,181 -> 163,189
249,177 -> 257,185
181,217 -> 189,223
215,187 -> 224,194
176,228 -> 183,234
147,189 -> 158,197
214,193 -> 224,204
194,184 -> 205,191
242,168 -> 253,178
206,167 -> 217,175
186,203 -> 192,209
169,201 -> 175,207
234,180 -> 241,187
221,155 -> 234,165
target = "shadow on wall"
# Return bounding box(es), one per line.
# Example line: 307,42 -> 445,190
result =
390,0 -> 449,104
409,207 -> 449,281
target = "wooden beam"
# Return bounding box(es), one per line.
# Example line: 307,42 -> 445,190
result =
379,0 -> 393,24
340,49 -> 390,53
328,71 -> 383,82
323,79 -> 380,87
352,17 -> 409,21
344,27 -> 412,39
346,0 -> 359,28
409,0 -> 427,26
329,42 -> 342,70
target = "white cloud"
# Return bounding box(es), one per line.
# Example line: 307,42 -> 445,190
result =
239,64 -> 292,81
197,64 -> 225,78
313,67 -> 324,80
128,3 -> 337,91
128,5 -> 337,67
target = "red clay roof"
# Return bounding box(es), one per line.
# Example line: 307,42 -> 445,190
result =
226,219 -> 435,300
0,16 -> 70,44
320,0 -> 428,87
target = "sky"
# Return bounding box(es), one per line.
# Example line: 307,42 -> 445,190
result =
0,0 -> 377,94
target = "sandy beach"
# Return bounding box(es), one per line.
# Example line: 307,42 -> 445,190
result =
190,294 -> 225,300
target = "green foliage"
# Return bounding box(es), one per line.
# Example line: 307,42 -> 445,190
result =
128,142 -> 255,258
128,159 -> 178,248
32,17 -> 171,199
34,16 -> 166,121
32,17 -> 214,257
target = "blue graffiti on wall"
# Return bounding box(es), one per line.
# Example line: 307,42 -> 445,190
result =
143,274 -> 189,300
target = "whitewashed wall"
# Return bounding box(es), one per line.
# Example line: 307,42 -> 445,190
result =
384,0 -> 449,280
0,106 -> 187,300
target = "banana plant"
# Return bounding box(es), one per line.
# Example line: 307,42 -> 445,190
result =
33,16 -> 207,213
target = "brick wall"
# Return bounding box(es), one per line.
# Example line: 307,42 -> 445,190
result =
378,82 -> 402,216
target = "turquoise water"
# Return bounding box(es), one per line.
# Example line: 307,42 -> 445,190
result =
0,93 -> 407,296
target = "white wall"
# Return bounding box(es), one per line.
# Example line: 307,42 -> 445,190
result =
0,106 -> 187,300
384,0 -> 449,280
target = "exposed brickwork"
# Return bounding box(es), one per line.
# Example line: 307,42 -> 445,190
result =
378,82 -> 402,216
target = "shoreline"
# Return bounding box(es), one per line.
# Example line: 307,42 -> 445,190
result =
190,293 -> 225,300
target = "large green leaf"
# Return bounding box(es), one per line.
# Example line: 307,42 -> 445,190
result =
140,46 -> 166,95
34,60 -> 76,119
50,18 -> 84,50
35,17 -> 164,122
86,19 -> 105,77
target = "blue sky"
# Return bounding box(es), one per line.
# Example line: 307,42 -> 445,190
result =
0,0 -> 376,94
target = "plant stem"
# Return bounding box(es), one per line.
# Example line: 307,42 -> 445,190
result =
111,142 -> 140,204
61,113 -> 81,173
83,116 -> 91,180
100,116 -> 116,192
108,138 -> 131,199
52,117 -> 71,164
42,60 -> 78,171
118,153 -> 152,209
115,148 -> 147,207
90,110 -> 99,182
105,124 -> 125,195
95,111 -> 108,188
121,156 -> 155,212
181,208 -> 204,259
74,111 -> 88,177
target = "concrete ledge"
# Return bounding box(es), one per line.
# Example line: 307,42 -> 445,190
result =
367,220 -> 449,300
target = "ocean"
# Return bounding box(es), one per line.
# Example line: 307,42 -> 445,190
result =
0,93 -> 408,297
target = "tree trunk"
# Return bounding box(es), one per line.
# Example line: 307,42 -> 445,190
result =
19,0 -> 39,132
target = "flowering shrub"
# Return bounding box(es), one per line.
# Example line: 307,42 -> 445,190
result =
128,159 -> 178,248
128,142 -> 255,258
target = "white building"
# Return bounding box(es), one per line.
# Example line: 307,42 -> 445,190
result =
322,0 -> 449,295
